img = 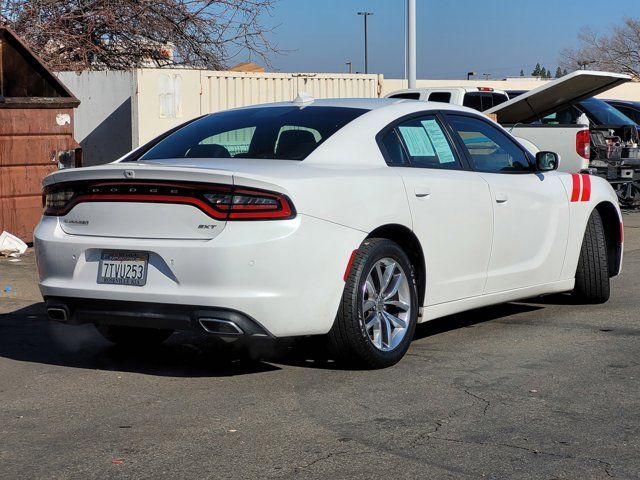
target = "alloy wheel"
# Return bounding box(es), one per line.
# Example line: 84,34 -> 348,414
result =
361,258 -> 412,352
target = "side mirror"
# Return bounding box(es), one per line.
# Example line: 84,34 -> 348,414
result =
536,151 -> 559,171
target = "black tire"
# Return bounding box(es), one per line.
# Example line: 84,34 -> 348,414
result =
95,324 -> 174,347
574,210 -> 610,304
329,238 -> 419,369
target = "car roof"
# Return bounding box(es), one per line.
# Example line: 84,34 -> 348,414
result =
228,97 -> 482,114
604,99 -> 640,107
386,87 -> 509,96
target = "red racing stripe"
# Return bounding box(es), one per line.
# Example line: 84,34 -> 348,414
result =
570,173 -> 581,202
580,174 -> 591,202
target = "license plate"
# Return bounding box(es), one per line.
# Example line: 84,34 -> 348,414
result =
98,250 -> 148,286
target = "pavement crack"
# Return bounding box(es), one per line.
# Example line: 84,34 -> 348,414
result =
283,450 -> 375,476
463,389 -> 490,415
428,436 -> 615,477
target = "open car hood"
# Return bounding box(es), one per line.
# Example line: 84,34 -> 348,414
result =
486,70 -> 631,124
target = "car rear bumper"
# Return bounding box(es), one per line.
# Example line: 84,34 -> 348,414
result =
34,214 -> 365,337
44,296 -> 273,337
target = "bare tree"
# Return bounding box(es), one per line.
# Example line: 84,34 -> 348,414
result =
0,0 -> 279,71
561,18 -> 640,79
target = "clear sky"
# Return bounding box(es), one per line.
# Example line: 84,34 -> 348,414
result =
259,0 -> 634,79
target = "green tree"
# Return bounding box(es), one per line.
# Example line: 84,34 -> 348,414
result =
555,66 -> 563,78
531,63 -> 542,76
540,67 -> 547,78
520,69 -> 525,77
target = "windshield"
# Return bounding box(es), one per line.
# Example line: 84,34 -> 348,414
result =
579,98 -> 636,125
140,106 -> 367,161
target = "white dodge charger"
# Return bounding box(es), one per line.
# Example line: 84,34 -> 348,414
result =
35,98 -> 623,368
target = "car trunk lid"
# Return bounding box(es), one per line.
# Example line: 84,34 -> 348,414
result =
486,70 -> 631,124
45,163 -> 235,240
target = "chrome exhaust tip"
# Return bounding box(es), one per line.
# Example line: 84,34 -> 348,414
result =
198,318 -> 244,335
47,306 -> 69,322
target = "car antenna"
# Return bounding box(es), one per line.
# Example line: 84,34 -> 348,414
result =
293,92 -> 314,107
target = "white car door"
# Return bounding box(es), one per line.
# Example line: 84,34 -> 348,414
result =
378,113 -> 494,306
444,113 -> 569,294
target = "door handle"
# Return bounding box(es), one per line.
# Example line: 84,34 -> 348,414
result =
495,192 -> 508,203
414,187 -> 431,198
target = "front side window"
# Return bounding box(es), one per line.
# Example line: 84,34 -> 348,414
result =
447,115 -> 532,173
389,92 -> 421,100
380,115 -> 460,169
140,106 -> 367,161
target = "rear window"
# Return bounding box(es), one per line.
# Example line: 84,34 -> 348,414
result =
579,98 -> 636,126
491,93 -> 508,107
463,92 -> 483,111
463,92 -> 508,111
140,106 -> 367,161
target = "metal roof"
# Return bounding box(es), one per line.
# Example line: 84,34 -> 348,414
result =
0,26 -> 80,108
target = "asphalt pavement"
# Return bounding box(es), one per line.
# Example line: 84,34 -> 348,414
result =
1,212 -> 639,479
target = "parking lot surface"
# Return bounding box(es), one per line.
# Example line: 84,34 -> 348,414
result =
1,212 -> 639,479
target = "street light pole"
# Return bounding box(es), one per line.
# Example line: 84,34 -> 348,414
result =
407,0 -> 416,88
357,11 -> 373,74
346,61 -> 353,74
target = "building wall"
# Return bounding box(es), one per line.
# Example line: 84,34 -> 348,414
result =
133,69 -> 382,146
59,69 -> 640,167
57,71 -> 136,166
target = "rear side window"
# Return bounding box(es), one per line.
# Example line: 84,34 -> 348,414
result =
140,106 -> 367,161
380,115 -> 460,169
428,92 -> 452,103
379,130 -> 410,166
447,115 -> 531,173
389,93 -> 421,100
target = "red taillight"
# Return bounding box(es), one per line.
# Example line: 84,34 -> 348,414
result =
576,130 -> 590,159
205,188 -> 294,220
478,87 -> 494,92
42,181 -> 296,221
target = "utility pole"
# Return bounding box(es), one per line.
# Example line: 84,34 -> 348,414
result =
346,61 -> 352,74
407,0 -> 416,88
482,73 -> 491,80
357,11 -> 373,74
